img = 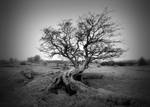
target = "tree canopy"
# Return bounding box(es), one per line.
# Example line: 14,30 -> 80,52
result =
40,9 -> 124,69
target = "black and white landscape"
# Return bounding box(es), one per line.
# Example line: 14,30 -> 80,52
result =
0,0 -> 150,107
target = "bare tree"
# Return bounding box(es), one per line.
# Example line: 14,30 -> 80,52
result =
40,9 -> 124,95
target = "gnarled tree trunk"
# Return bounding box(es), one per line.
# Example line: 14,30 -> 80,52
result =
47,66 -> 89,95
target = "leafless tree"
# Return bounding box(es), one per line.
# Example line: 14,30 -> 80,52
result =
40,9 -> 124,95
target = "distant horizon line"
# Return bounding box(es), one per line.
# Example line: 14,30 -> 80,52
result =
0,56 -> 149,61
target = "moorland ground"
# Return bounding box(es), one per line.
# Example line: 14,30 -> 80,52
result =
0,63 -> 150,107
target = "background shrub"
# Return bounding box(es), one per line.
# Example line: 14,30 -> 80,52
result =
137,57 -> 148,66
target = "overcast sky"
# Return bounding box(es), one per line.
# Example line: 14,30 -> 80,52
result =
0,0 -> 150,60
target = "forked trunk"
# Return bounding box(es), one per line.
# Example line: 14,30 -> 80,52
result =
47,67 -> 88,95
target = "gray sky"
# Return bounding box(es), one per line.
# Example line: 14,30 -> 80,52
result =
0,0 -> 150,60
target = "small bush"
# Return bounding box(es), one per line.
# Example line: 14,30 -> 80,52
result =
138,57 -> 148,66
116,62 -> 126,66
27,55 -> 41,63
20,61 -> 27,65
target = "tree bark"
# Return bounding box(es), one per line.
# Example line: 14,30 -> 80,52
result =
47,67 -> 89,95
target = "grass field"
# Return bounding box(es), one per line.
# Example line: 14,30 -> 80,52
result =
0,63 -> 150,107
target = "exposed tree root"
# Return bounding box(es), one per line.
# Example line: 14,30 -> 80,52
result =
44,68 -> 143,106
46,68 -> 118,96
47,68 -> 90,95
